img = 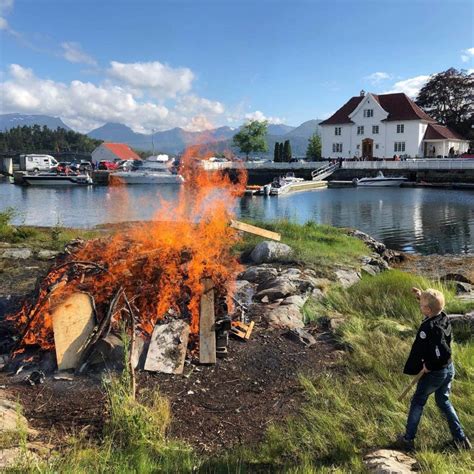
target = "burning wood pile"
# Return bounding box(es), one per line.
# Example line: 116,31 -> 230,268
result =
5,149 -> 272,379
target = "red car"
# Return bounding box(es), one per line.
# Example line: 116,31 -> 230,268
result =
97,160 -> 119,170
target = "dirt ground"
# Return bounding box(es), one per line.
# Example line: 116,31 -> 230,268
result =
0,252 -> 342,454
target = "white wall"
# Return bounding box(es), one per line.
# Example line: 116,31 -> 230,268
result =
92,145 -> 117,162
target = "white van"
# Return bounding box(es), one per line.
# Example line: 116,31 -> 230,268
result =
20,154 -> 59,172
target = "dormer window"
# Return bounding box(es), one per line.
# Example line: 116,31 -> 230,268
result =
357,126 -> 364,135
363,109 -> 374,118
335,127 -> 341,136
397,124 -> 404,133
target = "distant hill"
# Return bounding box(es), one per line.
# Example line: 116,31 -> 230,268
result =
0,113 -> 72,131
0,113 -> 321,156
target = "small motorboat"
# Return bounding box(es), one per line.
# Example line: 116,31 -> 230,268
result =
269,173 -> 305,195
354,171 -> 408,187
23,173 -> 93,186
112,170 -> 184,185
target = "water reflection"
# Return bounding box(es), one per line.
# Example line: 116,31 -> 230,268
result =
1,181 -> 473,255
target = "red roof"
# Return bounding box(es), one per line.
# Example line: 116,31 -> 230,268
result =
423,123 -> 465,140
102,143 -> 141,160
320,92 -> 436,125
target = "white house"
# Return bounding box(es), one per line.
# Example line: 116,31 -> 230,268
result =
320,91 -> 469,159
92,143 -> 141,163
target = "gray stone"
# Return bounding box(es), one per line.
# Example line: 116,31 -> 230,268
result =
334,269 -> 361,288
264,304 -> 304,329
238,266 -> 278,283
0,248 -> 32,259
441,273 -> 472,284
280,268 -> 302,279
282,294 -> 308,308
454,281 -> 473,294
0,396 -> 28,433
255,278 -> 297,302
363,449 -> 417,473
233,280 -> 255,308
37,250 -> 60,261
284,328 -> 317,346
347,229 -> 386,254
362,265 -> 378,277
250,241 -> 293,264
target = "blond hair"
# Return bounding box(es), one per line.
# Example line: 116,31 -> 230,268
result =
420,289 -> 445,314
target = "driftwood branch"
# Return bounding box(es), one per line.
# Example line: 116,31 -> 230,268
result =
123,291 -> 137,399
54,261 -> 108,273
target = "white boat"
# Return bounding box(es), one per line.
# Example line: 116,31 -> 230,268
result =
23,173 -> 93,186
355,171 -> 408,187
112,169 -> 184,185
269,173 -> 305,195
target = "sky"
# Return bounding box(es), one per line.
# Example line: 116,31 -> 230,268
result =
0,0 -> 473,133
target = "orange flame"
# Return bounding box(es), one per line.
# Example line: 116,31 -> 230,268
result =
9,144 -> 247,351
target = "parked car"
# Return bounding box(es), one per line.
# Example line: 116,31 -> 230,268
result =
97,160 -> 119,170
70,160 -> 93,172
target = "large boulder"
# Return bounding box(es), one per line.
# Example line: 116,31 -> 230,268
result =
0,396 -> 28,433
255,277 -> 298,303
0,248 -> 32,260
334,269 -> 361,288
238,265 -> 278,283
347,229 -> 386,254
250,241 -> 293,264
264,304 -> 304,329
363,449 -> 417,473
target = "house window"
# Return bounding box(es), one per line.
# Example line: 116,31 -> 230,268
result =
375,144 -> 379,149
332,143 -> 343,153
335,127 -> 341,136
356,144 -> 360,149
394,142 -> 405,152
364,109 -> 374,118
372,125 -> 379,134
397,124 -> 404,133
357,126 -> 364,135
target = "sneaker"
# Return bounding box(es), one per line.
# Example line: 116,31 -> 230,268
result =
394,434 -> 415,452
454,437 -> 472,451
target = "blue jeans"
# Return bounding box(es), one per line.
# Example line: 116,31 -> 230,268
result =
405,363 -> 466,441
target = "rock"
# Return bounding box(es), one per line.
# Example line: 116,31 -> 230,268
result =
362,265 -> 378,276
89,334 -> 125,369
441,273 -> 472,284
282,294 -> 308,308
347,229 -> 386,254
255,278 -> 298,303
0,397 -> 28,433
233,280 -> 255,308
280,268 -> 302,279
448,313 -> 474,342
0,447 -> 39,469
36,250 -> 60,260
0,248 -> 32,260
363,449 -> 417,473
453,281 -> 473,294
238,265 -> 278,283
334,269 -> 361,288
284,328 -> 316,346
264,304 -> 304,329
250,241 -> 293,264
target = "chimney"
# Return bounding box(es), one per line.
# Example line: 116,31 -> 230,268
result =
360,90 -> 366,97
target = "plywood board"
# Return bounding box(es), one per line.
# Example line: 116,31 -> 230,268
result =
144,320 -> 190,374
199,278 -> 216,364
230,220 -> 281,241
52,293 -> 96,371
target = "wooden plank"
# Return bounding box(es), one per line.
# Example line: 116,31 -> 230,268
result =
230,220 -> 281,241
199,278 -> 216,364
144,320 -> 190,374
52,293 -> 96,371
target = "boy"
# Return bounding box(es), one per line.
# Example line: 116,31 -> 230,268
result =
396,287 -> 471,451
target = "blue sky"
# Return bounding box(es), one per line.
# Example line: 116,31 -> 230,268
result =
1,0 -> 473,133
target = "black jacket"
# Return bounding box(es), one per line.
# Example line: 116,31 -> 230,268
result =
403,312 -> 452,375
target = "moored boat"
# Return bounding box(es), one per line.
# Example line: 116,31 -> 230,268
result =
354,171 -> 408,187
23,173 -> 93,186
112,170 -> 184,185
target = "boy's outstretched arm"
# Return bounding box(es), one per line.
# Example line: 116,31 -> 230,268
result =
412,287 -> 422,300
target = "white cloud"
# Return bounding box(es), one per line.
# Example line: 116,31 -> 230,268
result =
0,16 -> 7,29
61,42 -> 97,66
244,110 -> 283,124
461,47 -> 474,62
108,61 -> 194,99
365,71 -> 392,84
0,0 -> 14,14
382,75 -> 430,97
0,64 -> 228,133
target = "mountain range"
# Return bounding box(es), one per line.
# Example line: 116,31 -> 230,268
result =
0,113 -> 322,157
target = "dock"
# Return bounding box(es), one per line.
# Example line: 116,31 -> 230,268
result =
284,180 -> 328,192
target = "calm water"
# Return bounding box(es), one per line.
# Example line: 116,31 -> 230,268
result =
1,180 -> 473,255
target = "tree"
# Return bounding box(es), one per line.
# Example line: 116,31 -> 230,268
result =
232,120 -> 268,160
273,142 -> 280,162
415,68 -> 474,138
283,140 -> 292,162
306,132 -> 322,160
278,142 -> 284,162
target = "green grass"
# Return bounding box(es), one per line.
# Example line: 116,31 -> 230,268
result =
249,270 -> 474,472
237,220 -> 368,272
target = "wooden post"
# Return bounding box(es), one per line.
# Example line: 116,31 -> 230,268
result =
199,278 -> 216,364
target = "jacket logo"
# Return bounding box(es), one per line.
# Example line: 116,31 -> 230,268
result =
419,331 -> 427,339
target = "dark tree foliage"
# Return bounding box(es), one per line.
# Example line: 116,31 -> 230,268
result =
415,68 -> 474,138
278,142 -> 284,163
232,120 -> 268,159
273,142 -> 280,162
0,125 -> 103,153
283,140 -> 292,162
